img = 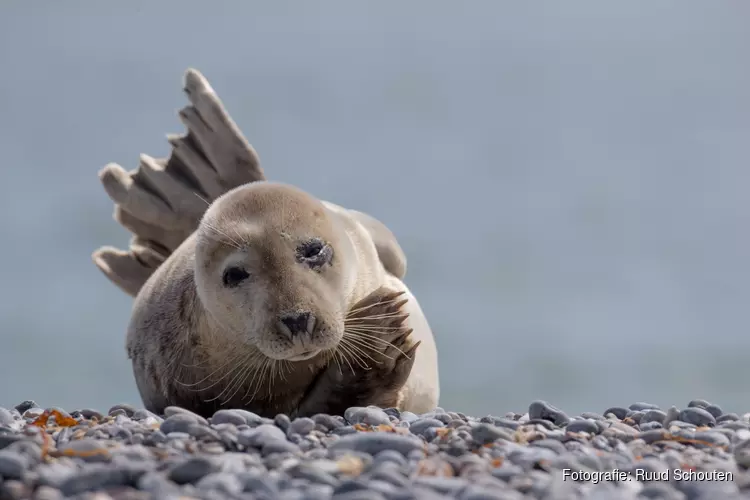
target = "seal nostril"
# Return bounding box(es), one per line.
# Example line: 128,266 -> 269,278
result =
280,312 -> 315,337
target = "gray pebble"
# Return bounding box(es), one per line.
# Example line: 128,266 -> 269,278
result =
528,401 -> 569,426
160,413 -> 202,434
565,419 -> 599,434
107,403 -> 136,417
705,404 -> 723,418
0,408 -> 15,427
211,409 -> 248,427
603,407 -> 629,419
32,486 -> 64,500
400,411 -> 419,423
309,415 -> 340,432
345,407 -> 391,426
0,450 -> 26,479
163,406 -> 209,425
238,424 -> 288,448
629,402 -> 660,411
290,417 -> 316,436
717,413 -> 739,423
640,409 -> 666,424
14,401 -> 38,414
274,413 -> 292,433
329,432 -> 423,456
169,456 -> 216,484
409,418 -> 445,436
471,423 -> 512,445
687,399 -> 710,409
263,439 -> 300,455
196,471 -> 243,494
59,467 -> 131,496
678,407 -> 716,427
639,421 -> 663,431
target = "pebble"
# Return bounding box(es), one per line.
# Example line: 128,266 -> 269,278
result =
345,407 -> 391,426
679,407 -> 717,427
528,400 -> 570,426
0,399 -> 746,499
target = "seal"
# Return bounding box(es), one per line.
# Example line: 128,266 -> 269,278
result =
93,69 -> 439,417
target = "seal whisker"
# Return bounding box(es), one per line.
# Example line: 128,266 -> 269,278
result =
215,354 -> 257,404
202,221 -> 243,249
338,339 -> 372,370
337,336 -> 383,363
344,330 -> 409,357
202,356 -> 253,400
334,344 -> 357,375
345,296 -> 405,316
344,323 -> 405,331
342,334 -> 397,361
175,350 -> 246,388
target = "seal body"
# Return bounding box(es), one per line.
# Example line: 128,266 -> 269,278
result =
127,181 -> 439,417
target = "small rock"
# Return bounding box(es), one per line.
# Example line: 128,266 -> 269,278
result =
345,407 -> 391,426
528,400 -> 570,426
471,423 -> 511,445
329,432 -> 424,456
678,407 -> 716,427
289,417 -> 315,436
565,419 -> 599,434
14,401 -> 38,414
0,450 -> 26,479
107,404 -> 136,417
163,406 -> 209,425
211,409 -> 247,427
160,413 -> 201,434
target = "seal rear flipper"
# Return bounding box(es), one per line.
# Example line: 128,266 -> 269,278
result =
93,68 -> 266,297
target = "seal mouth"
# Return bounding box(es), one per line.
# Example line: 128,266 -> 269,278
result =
286,349 -> 321,362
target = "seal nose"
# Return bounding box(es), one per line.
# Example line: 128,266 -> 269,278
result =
279,311 -> 315,337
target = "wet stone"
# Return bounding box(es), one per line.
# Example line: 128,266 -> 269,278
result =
0,450 -> 26,479
107,404 -> 136,417
238,424 -> 287,448
640,409 -> 666,424
717,413 -> 739,423
629,402 -> 660,411
329,432 -> 423,456
14,400 -> 38,414
409,418 -> 445,437
163,406 -> 209,425
160,413 -> 202,434
211,409 -> 248,427
565,419 -> 599,434
603,407 -> 629,419
678,407 -> 716,427
344,407 -> 391,426
471,423 -> 511,445
168,456 -> 216,484
528,401 -> 569,426
313,413 -> 343,431
290,417 -> 315,436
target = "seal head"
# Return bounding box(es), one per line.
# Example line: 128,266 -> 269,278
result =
194,181 -> 353,361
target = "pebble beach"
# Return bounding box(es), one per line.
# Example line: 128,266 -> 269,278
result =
0,399 -> 748,499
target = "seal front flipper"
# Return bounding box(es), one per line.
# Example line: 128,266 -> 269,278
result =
294,287 -> 419,417
93,68 -> 266,297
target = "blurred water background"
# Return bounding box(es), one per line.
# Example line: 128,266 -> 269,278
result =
1,1 -> 749,417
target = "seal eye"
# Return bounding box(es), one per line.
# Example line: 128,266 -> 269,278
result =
296,239 -> 333,269
222,266 -> 249,287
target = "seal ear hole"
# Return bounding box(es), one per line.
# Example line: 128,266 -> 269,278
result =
222,266 -> 250,287
296,238 -> 334,269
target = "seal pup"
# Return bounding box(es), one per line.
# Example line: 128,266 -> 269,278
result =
93,69 -> 439,417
